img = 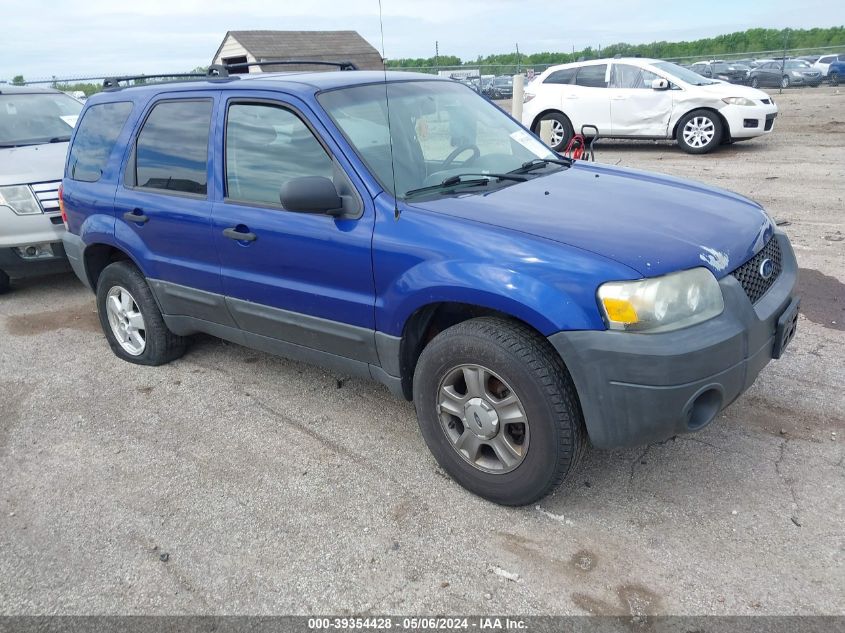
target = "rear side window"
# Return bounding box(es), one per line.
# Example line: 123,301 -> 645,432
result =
544,68 -> 576,84
67,102 -> 132,182
575,64 -> 608,88
135,99 -> 212,195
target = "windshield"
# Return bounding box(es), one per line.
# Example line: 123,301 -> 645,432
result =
652,61 -> 717,85
0,92 -> 83,147
318,80 -> 555,199
784,61 -> 810,69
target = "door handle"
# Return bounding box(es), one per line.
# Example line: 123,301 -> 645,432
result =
223,227 -> 257,242
123,209 -> 149,224
611,95 -> 627,100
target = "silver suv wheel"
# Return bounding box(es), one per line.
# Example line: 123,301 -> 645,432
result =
105,285 -> 146,356
437,363 -> 529,473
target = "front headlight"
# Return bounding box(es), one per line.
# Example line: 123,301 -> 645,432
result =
597,268 -> 724,333
722,97 -> 756,106
0,185 -> 41,215
791,71 -> 801,77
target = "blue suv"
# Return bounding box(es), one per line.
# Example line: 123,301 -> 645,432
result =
61,68 -> 799,505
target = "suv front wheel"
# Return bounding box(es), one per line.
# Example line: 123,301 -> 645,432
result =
96,261 -> 187,365
413,317 -> 587,505
676,109 -> 723,154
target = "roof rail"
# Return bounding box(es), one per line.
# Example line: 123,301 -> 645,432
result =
103,66 -> 230,89
224,59 -> 359,72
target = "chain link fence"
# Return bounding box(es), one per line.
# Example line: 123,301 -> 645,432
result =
8,44 -> 844,91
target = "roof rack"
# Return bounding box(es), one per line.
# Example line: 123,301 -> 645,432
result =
224,59 -> 359,72
103,66 -> 231,89
101,59 -> 357,90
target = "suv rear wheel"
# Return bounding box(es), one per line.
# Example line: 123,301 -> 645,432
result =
677,109 -> 723,154
533,112 -> 573,152
413,317 -> 587,505
96,261 -> 186,365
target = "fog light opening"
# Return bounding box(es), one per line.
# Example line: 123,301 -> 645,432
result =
686,388 -> 723,431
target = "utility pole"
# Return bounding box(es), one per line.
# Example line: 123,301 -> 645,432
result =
516,42 -> 521,73
435,41 -> 439,73
779,29 -> 789,95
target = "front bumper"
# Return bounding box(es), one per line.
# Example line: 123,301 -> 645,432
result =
0,243 -> 70,278
721,102 -> 779,138
549,231 -> 798,449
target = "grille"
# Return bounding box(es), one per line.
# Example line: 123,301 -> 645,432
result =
731,238 -> 782,304
30,180 -> 61,213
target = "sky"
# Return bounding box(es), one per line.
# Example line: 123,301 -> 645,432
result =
1,0 -> 840,81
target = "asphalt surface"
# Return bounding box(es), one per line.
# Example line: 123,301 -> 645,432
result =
1,87 -> 843,616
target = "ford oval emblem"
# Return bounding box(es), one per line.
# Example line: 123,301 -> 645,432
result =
759,258 -> 774,280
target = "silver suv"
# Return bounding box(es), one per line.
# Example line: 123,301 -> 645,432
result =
0,85 -> 83,293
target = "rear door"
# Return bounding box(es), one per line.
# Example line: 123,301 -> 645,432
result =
565,63 -> 611,135
608,63 -> 673,137
113,94 -> 226,321
211,92 -> 377,362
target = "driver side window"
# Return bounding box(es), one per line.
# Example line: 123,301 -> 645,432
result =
611,64 -> 660,89
225,102 -> 334,206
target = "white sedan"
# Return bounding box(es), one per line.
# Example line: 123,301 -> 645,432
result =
522,58 -> 778,154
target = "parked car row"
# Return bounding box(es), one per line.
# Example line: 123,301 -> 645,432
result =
687,55 -> 842,87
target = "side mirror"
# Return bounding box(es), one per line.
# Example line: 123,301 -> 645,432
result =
279,176 -> 343,216
651,78 -> 670,90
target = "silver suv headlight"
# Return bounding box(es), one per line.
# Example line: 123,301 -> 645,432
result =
597,267 -> 724,333
0,185 -> 41,215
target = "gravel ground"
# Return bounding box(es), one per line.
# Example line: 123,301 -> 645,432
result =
0,86 -> 843,617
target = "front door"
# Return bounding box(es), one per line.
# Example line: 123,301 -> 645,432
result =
609,63 -> 674,137
211,94 -> 377,362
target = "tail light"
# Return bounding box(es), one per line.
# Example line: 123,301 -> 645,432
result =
58,184 -> 67,228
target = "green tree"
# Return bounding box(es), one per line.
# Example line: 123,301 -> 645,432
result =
11,75 -> 25,85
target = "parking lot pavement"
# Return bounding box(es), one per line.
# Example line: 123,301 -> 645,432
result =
1,88 -> 843,617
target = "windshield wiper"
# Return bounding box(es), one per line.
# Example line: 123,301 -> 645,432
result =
508,157 -> 572,175
49,136 -> 71,143
404,172 -> 527,198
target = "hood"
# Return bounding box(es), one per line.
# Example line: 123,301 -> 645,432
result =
406,162 -> 773,279
0,142 -> 68,186
694,81 -> 771,101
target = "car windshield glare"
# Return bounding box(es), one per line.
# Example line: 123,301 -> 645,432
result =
0,92 -> 83,147
318,80 -> 555,199
652,61 -> 717,85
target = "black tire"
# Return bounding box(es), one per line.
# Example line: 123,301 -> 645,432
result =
532,111 -> 573,152
676,109 -> 724,155
780,75 -> 790,89
96,261 -> 186,365
0,269 -> 9,295
750,76 -> 760,89
413,317 -> 587,506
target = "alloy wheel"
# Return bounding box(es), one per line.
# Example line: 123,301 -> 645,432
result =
549,119 -> 566,146
436,364 -> 529,474
105,285 -> 146,356
682,116 -> 716,149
